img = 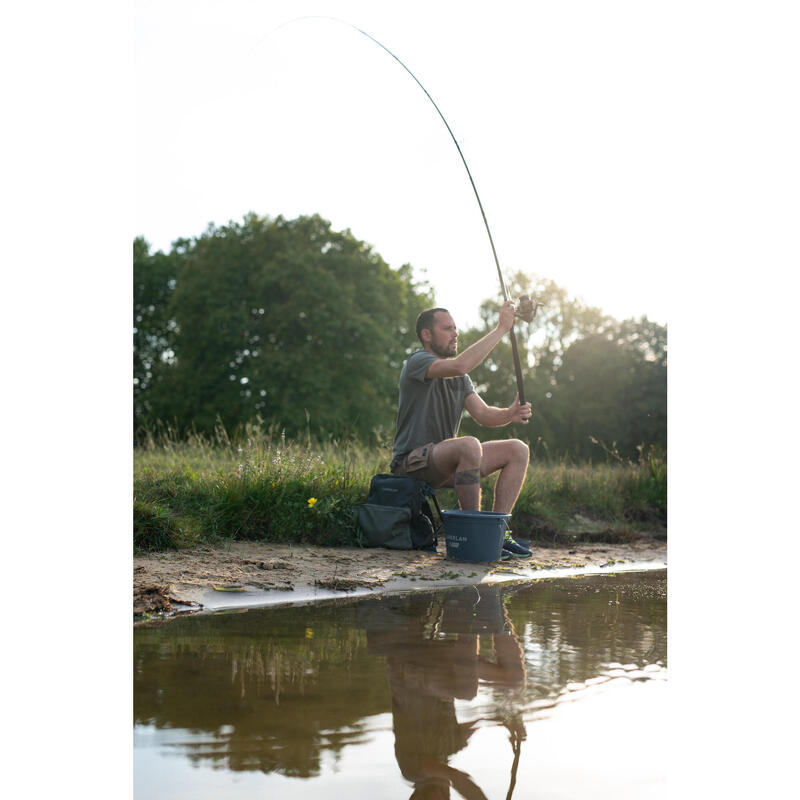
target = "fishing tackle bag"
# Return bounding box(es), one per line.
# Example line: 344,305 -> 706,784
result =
356,473 -> 443,551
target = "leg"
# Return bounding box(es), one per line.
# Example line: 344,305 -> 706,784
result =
429,436 -> 484,510
478,440 -> 530,514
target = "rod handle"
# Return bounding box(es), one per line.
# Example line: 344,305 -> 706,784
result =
508,328 -> 526,408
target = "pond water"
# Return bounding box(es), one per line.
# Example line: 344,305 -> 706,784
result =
134,570 -> 667,799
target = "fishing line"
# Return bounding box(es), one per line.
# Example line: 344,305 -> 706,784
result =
274,15 -> 509,298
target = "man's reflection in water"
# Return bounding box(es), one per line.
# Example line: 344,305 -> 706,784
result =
364,586 -> 527,800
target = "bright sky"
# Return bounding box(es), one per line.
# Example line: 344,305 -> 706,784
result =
133,0 -> 696,328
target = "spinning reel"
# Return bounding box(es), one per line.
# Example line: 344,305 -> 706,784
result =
515,295 -> 545,323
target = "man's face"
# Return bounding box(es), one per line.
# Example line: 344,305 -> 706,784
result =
425,311 -> 458,358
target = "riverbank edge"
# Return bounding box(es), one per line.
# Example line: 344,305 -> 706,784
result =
133,537 -> 667,621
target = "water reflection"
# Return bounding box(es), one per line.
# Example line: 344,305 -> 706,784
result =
134,571 -> 666,797
364,587 -> 526,799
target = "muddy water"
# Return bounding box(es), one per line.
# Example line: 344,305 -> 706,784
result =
134,570 -> 667,799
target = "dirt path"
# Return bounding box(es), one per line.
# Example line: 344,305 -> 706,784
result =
134,537 -> 667,616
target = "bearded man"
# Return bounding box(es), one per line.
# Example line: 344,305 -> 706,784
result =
390,303 -> 533,559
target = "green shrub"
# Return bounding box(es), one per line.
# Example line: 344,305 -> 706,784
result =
133,501 -> 183,552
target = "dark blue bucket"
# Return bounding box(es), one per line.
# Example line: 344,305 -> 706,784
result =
441,510 -> 510,562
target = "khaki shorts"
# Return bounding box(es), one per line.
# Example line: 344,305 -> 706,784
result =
390,442 -> 448,487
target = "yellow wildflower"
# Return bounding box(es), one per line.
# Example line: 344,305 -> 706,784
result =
307,497 -> 318,508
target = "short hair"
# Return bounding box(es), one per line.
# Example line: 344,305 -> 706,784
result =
415,307 -> 449,345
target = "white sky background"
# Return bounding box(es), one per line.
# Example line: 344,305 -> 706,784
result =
134,0 -> 692,328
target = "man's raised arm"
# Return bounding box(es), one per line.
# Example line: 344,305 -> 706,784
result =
426,300 -> 517,379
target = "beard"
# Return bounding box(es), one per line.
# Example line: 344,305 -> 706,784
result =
430,339 -> 457,358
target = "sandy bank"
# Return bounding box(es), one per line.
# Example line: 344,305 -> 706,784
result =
134,536 -> 667,617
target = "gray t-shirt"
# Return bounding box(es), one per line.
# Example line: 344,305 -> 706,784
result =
391,349 -> 475,461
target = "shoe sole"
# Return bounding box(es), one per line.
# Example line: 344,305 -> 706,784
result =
503,541 -> 533,558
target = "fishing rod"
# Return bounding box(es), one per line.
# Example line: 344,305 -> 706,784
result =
281,17 -> 542,407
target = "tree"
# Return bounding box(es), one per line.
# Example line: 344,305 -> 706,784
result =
133,214 -> 433,439
458,274 -> 666,460
133,237 -> 180,423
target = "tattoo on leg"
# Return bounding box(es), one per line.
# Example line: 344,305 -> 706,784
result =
454,468 -> 481,486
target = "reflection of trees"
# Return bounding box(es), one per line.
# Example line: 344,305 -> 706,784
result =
133,572 -> 667,782
134,607 -> 391,777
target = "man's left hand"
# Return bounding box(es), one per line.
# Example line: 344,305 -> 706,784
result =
509,393 -> 532,424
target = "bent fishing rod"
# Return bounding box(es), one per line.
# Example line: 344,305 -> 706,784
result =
281,17 -> 543,407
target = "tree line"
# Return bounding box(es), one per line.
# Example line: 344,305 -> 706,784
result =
134,213 -> 666,460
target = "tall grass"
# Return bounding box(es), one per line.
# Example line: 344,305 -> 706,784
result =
134,422 -> 666,552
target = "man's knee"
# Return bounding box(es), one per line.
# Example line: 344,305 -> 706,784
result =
509,439 -> 530,465
432,436 -> 483,479
459,436 -> 483,461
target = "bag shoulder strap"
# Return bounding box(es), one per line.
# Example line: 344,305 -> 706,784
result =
418,482 -> 444,531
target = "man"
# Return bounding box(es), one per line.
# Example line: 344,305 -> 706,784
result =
390,302 -> 533,558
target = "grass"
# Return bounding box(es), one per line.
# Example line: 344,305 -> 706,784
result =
133,422 -> 666,553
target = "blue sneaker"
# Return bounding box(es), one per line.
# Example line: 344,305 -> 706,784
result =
503,532 -> 532,558
499,548 -> 513,561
